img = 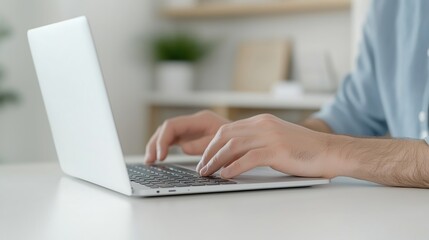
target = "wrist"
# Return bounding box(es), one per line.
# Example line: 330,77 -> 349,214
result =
320,133 -> 429,187
322,134 -> 359,178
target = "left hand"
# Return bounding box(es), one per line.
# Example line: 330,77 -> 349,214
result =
196,114 -> 339,179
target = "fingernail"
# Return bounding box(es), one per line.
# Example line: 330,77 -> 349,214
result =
199,152 -> 207,169
200,166 -> 208,176
196,160 -> 203,172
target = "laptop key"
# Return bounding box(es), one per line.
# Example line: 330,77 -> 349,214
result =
128,164 -> 236,188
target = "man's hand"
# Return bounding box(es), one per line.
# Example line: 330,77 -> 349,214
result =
196,114 -> 340,179
144,110 -> 229,164
145,112 -> 340,179
145,111 -> 429,188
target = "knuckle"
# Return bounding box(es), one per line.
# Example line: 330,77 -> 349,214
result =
198,110 -> 214,116
162,119 -> 173,130
256,114 -> 278,127
228,138 -> 240,149
232,160 -> 243,170
258,113 -> 275,121
230,137 -> 248,151
211,154 -> 221,164
195,110 -> 215,120
247,149 -> 260,159
271,131 -> 284,139
217,124 -> 230,138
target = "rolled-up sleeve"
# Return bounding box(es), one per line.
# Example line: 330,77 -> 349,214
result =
313,3 -> 388,137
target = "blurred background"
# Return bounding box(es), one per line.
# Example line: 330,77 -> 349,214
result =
0,0 -> 370,164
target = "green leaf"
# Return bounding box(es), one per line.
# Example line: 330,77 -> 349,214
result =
151,32 -> 210,62
0,90 -> 18,107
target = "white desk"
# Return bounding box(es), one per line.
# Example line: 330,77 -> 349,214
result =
1,156 -> 429,240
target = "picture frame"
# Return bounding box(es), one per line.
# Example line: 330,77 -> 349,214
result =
233,39 -> 291,92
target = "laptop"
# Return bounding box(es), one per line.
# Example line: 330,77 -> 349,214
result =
27,16 -> 329,197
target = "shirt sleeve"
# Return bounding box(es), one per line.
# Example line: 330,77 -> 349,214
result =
313,2 -> 388,137
424,136 -> 429,145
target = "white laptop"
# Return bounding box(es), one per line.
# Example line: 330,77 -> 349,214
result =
27,16 -> 329,197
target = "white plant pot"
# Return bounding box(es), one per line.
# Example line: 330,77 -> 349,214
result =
156,62 -> 194,94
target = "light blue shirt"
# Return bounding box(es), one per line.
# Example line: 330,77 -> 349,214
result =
315,0 -> 429,141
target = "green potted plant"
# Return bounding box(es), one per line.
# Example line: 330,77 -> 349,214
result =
0,21 -> 17,108
152,32 -> 209,93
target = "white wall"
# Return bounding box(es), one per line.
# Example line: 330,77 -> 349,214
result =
0,0 -> 153,163
153,2 -> 352,91
0,1 -> 362,164
0,0 -> 57,163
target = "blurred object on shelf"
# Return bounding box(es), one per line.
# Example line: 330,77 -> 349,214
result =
0,19 -> 18,109
0,18 -> 19,164
271,81 -> 303,98
156,62 -> 194,94
198,0 -> 230,5
151,32 -> 210,93
233,39 -> 291,92
298,49 -> 337,93
162,0 -> 198,8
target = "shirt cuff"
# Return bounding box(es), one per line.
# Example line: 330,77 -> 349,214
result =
312,103 -> 351,135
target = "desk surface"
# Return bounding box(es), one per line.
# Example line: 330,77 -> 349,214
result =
1,156 -> 429,240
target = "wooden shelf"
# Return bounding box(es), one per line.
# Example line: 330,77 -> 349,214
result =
146,91 -> 333,139
163,0 -> 351,19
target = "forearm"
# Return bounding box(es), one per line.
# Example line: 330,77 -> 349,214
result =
301,118 -> 333,133
331,135 -> 429,188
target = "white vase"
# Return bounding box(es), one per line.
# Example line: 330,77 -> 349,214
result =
156,62 -> 194,94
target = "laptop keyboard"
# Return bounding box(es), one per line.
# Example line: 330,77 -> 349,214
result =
127,164 -> 237,189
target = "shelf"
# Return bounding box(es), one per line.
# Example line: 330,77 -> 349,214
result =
146,91 -> 333,139
146,91 -> 333,110
163,0 -> 351,19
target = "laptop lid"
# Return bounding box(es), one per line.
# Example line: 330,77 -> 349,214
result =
28,16 -> 132,195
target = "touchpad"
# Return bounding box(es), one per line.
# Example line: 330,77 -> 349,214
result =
174,161 -> 297,184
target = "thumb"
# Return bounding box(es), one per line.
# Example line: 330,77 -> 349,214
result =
180,135 -> 213,155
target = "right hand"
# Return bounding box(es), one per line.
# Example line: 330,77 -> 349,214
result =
144,110 -> 230,164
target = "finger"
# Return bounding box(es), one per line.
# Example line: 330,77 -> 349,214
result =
197,119 -> 255,172
156,115 -> 211,161
200,136 -> 264,176
144,127 -> 161,164
179,135 -> 213,155
220,148 -> 271,179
